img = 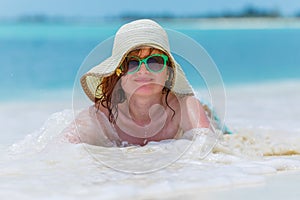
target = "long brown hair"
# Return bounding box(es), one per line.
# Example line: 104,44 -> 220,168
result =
95,47 -> 175,123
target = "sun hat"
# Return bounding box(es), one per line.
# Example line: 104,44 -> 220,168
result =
80,19 -> 194,102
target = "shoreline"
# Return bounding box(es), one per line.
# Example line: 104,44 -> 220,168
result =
1,78 -> 299,103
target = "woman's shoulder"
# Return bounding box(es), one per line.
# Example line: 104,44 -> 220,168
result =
172,94 -> 209,130
169,93 -> 198,106
87,104 -> 112,125
92,103 -> 109,118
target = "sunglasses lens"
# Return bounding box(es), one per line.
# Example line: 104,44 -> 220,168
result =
147,56 -> 165,72
128,60 -> 139,72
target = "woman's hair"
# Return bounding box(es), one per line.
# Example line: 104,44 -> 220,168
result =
95,47 -> 175,124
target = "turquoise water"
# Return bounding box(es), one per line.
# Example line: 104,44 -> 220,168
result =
1,21 -> 300,100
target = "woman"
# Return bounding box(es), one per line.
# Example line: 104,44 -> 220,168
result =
64,19 -> 221,147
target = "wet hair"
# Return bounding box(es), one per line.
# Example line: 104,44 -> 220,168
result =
95,47 -> 175,124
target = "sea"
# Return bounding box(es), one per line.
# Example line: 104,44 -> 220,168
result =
1,18 -> 300,199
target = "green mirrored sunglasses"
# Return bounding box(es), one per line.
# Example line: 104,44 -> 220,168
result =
125,54 -> 168,74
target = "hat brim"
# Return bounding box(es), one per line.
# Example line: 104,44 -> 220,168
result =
80,45 -> 194,102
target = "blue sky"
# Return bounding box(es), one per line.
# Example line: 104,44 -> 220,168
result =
1,0 -> 300,18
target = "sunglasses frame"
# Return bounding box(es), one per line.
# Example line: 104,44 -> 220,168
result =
126,53 -> 168,75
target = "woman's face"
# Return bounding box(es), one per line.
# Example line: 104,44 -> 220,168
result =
121,47 -> 169,97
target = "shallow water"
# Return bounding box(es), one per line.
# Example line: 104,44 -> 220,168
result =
1,80 -> 300,199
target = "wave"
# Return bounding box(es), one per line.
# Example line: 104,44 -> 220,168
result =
1,109 -> 300,199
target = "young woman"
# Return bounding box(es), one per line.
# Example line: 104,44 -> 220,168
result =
63,19 -> 223,147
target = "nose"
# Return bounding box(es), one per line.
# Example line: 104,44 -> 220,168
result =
137,62 -> 149,74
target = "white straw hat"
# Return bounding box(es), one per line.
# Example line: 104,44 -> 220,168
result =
80,19 -> 194,102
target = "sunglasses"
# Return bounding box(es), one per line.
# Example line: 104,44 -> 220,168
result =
125,54 -> 168,74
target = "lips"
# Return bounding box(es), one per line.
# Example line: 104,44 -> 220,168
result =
134,78 -> 153,83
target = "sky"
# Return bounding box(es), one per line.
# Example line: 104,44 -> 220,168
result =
1,0 -> 300,19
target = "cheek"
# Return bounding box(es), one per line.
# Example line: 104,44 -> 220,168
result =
120,75 -> 135,93
120,76 -> 129,88
156,70 -> 168,84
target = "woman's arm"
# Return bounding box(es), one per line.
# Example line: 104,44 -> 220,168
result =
62,106 -> 115,146
62,108 -> 100,145
179,96 -> 210,132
